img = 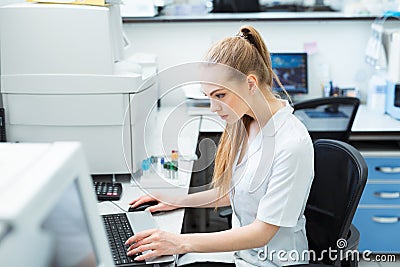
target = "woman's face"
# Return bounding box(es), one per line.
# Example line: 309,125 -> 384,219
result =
202,83 -> 250,124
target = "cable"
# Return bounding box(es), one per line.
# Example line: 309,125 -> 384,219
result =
110,201 -> 128,213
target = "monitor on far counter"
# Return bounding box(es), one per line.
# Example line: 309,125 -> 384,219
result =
271,52 -> 308,95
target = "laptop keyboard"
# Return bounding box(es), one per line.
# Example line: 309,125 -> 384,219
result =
102,213 -> 145,266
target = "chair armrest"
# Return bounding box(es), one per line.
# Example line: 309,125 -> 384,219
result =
218,207 -> 233,228
346,224 -> 360,251
219,207 -> 232,218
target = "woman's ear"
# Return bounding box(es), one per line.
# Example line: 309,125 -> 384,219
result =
247,74 -> 258,94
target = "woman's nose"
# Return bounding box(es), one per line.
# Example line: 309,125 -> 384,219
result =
210,99 -> 221,113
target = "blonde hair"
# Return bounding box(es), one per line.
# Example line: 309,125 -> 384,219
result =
206,25 -> 288,198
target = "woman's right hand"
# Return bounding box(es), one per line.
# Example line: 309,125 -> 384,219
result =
128,195 -> 179,213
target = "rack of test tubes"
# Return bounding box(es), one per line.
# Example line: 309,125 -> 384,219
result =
141,150 -> 180,180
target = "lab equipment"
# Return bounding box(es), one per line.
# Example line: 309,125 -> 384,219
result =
270,52 -> 308,95
0,142 -> 115,267
365,21 -> 387,68
386,82 -> 400,120
0,3 -> 157,175
365,13 -> 400,118
384,30 -> 400,119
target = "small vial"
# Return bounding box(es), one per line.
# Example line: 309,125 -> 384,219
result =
169,163 -> 175,179
150,156 -> 157,173
173,165 -> 178,180
142,159 -> 150,177
171,150 -> 179,169
164,162 -> 170,178
158,157 -> 165,173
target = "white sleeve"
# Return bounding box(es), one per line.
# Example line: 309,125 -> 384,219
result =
256,140 -> 314,227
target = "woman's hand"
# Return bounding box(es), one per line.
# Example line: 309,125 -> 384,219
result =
128,195 -> 179,213
125,229 -> 188,261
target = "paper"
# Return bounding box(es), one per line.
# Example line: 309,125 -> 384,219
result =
303,41 -> 318,55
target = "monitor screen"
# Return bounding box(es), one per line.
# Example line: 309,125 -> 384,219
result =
0,142 -> 114,267
41,181 -> 98,267
271,52 -> 308,95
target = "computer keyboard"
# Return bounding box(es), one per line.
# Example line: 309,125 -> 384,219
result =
102,213 -> 145,266
94,181 -> 122,201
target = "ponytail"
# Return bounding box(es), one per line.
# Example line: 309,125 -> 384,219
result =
237,26 -> 291,101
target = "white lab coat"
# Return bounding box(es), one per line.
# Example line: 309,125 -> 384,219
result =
231,100 -> 314,266
178,101 -> 314,267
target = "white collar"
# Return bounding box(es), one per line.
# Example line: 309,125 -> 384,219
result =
235,100 -> 292,168
262,100 -> 293,137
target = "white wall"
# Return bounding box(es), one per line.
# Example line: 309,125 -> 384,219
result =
123,20 -> 379,105
0,0 -> 25,6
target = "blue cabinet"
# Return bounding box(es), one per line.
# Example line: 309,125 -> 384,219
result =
353,154 -> 400,253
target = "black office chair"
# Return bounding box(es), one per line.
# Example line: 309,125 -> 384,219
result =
292,97 -> 360,143
220,139 -> 368,267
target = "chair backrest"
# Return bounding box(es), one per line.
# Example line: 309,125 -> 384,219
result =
305,139 -> 368,265
293,97 -> 360,142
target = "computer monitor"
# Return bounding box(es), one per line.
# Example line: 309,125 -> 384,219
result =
0,142 -> 114,267
271,52 -> 308,95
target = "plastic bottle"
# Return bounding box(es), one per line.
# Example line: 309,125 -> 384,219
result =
367,68 -> 387,113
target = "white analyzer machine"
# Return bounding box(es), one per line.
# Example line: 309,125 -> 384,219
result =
0,3 -> 158,176
0,142 -> 115,267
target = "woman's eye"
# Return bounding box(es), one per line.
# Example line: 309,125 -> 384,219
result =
215,94 -> 225,99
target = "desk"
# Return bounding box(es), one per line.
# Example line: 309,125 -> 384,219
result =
191,104 -> 400,139
351,105 -> 400,141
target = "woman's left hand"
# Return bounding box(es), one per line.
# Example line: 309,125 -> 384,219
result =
125,229 -> 187,261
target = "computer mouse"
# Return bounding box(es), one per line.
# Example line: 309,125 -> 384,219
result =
128,201 -> 159,212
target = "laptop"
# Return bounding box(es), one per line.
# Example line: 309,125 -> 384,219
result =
101,211 -> 175,266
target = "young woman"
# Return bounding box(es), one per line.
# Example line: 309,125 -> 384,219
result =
126,25 -> 314,267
